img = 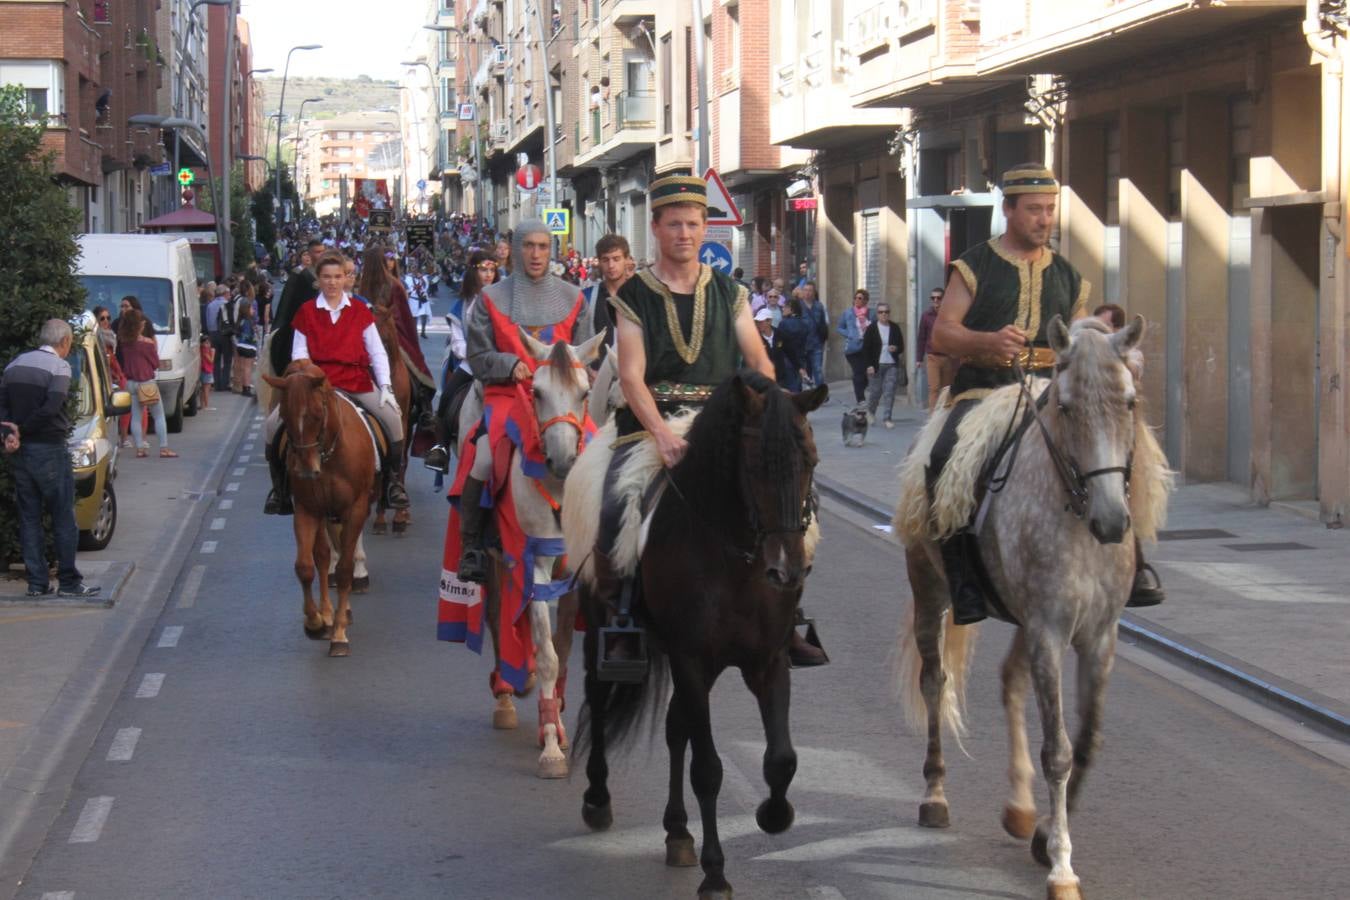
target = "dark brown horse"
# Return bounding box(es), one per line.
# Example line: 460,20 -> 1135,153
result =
370,301 -> 413,535
263,362 -> 377,657
572,371 -> 827,900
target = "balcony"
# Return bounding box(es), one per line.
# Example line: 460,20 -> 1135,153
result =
770,39 -> 904,148
611,0 -> 657,24
614,90 -> 656,130
976,0 -> 1304,75
570,90 -> 659,170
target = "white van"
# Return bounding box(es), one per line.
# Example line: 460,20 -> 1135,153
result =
77,234 -> 202,432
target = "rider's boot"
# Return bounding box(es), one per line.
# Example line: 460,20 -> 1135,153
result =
593,552 -> 647,683
263,439 -> 293,516
456,476 -> 491,584
1127,537 -> 1165,607
939,532 -> 987,625
788,607 -> 828,667
384,440 -> 411,510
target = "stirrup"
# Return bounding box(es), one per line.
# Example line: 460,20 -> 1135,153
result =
597,615 -> 648,683
1126,562 -> 1165,608
386,483 -> 410,510
423,444 -> 450,473
790,609 -> 830,667
458,547 -> 489,584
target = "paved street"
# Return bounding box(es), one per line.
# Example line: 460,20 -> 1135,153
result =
6,343 -> 1350,899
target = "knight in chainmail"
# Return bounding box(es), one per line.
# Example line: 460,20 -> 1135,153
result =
450,219 -> 594,583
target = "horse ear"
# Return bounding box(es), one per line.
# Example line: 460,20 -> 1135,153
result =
573,331 -> 607,365
262,373 -> 286,389
1047,315 -> 1071,355
517,325 -> 550,362
793,383 -> 829,414
1112,314 -> 1146,354
735,375 -> 766,416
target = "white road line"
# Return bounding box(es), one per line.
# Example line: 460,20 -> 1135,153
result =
807,888 -> 847,900
231,467 -> 246,477
135,674 -> 165,698
224,482 -> 239,492
68,796 -> 114,843
218,499 -> 234,510
200,541 -> 218,554
210,517 -> 226,531
177,564 -> 205,610
41,892 -> 75,900
106,727 -> 141,761
243,442 -> 255,451
158,626 -> 183,648
238,454 -> 250,463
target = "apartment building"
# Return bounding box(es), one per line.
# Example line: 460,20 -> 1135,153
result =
300,114 -> 402,217
207,5 -> 265,193
0,0 -> 164,233
770,0 -> 1349,522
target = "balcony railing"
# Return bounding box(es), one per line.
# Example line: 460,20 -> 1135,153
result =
591,108 -> 601,145
615,91 -> 656,130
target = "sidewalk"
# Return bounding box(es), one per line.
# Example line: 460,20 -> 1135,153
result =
808,381 -> 1350,730
0,389 -> 254,888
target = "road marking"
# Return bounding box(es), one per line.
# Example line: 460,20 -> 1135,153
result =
243,442 -> 254,451
224,482 -> 239,493
550,813 -> 833,856
68,796 -> 114,843
238,454 -> 249,463
41,892 -> 75,900
158,626 -> 183,648
210,517 -> 226,531
177,564 -> 205,610
753,827 -> 956,862
200,541 -> 217,554
219,499 -> 234,510
1157,560 -> 1346,605
232,467 -> 246,477
135,673 -> 164,698
807,888 -> 846,900
106,727 -> 141,761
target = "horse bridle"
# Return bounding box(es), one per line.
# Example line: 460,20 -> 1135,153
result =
1012,361 -> 1133,520
289,390 -> 340,480
526,357 -> 590,456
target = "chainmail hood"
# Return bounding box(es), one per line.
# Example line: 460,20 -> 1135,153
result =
482,219 -> 577,326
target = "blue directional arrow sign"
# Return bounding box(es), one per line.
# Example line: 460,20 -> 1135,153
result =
699,242 -> 733,274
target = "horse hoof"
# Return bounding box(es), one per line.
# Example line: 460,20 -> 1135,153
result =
303,622 -> 330,640
328,641 -> 350,658
755,798 -> 795,835
581,801 -> 612,831
664,836 -> 698,868
372,521 -> 387,536
1047,879 -> 1083,900
1031,827 -> 1051,868
352,576 -> 370,593
697,883 -> 733,900
392,521 -> 407,535
1002,804 -> 1037,840
492,699 -> 517,730
918,801 -> 950,829
537,755 -> 568,780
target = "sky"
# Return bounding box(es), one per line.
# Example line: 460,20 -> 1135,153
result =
240,0 -> 430,81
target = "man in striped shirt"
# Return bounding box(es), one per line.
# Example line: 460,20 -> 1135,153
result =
0,319 -> 99,598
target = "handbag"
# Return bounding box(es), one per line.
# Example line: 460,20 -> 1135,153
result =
136,381 -> 161,406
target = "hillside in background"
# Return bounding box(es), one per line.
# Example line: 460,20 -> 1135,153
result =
257,76 -> 400,122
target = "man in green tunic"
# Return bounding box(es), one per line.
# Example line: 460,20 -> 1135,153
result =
595,175 -> 829,670
928,164 -> 1165,624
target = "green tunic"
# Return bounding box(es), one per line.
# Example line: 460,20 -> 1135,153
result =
948,238 -> 1089,399
609,265 -> 748,437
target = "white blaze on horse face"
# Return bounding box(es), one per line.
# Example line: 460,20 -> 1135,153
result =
534,345 -> 591,480
1059,333 -> 1134,544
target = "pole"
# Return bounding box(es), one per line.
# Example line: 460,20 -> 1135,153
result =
274,49 -> 297,235
529,2 -> 558,220
692,0 -> 710,176
221,1 -> 237,272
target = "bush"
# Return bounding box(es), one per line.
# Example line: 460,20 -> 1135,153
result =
0,86 -> 86,566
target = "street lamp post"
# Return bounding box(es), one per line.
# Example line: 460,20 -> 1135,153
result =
400,58 -> 441,215
293,97 -> 323,210
527,3 -> 558,220
274,44 -> 322,233
130,114 -> 225,268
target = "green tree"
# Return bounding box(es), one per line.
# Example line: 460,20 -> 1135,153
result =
195,163 -> 254,272
0,86 -> 86,564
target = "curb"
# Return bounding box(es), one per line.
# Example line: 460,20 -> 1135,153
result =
814,473 -> 1350,743
0,561 -> 134,610
0,398 -> 256,899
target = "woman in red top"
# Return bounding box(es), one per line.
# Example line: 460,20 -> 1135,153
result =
118,309 -> 177,458
264,252 -> 407,515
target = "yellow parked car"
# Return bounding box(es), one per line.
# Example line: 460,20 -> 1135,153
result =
67,316 -> 132,551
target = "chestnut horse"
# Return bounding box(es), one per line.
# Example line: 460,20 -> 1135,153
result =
370,301 -> 413,536
263,362 -> 378,657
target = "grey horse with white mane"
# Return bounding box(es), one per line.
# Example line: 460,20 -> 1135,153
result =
894,315 -> 1171,900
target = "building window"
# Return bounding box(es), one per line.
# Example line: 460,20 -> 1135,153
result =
24,88 -> 48,120
661,33 -> 672,135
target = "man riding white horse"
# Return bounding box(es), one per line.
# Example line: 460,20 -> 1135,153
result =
263,251 -> 408,515
445,220 -> 595,585
594,174 -> 828,670
927,163 -> 1165,624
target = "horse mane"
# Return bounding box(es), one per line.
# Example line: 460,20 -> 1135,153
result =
672,370 -> 808,526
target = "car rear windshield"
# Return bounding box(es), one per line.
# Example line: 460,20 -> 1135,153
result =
80,276 -> 175,335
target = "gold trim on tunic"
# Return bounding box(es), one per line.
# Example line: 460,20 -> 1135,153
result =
951,259 -> 977,295
987,238 -> 1053,339
1073,278 -> 1092,317
637,266 -> 711,366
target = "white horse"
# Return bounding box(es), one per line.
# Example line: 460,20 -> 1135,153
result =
456,328 -> 604,779
894,316 -> 1171,900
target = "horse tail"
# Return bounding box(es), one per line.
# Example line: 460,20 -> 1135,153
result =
896,578 -> 979,746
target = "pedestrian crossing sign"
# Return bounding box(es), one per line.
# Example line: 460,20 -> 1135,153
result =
544,208 -> 570,235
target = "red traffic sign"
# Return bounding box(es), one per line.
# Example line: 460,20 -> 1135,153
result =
703,167 -> 742,227
516,164 -> 542,192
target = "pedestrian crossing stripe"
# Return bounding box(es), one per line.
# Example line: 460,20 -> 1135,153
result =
543,208 -> 570,235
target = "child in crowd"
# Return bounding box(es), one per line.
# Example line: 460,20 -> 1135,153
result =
199,334 -> 214,410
